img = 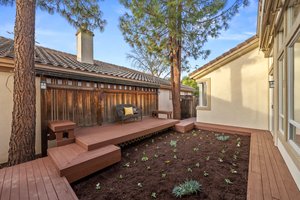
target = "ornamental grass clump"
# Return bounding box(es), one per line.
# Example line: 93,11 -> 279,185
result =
172,180 -> 201,198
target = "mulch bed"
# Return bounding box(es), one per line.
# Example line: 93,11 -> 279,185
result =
72,129 -> 250,200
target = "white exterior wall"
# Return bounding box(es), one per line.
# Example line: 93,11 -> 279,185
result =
0,71 -> 41,163
196,48 -> 269,130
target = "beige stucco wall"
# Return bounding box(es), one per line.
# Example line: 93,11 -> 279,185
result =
158,89 -> 173,118
196,48 -> 269,130
0,71 -> 41,163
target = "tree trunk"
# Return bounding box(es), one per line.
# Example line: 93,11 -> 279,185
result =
8,0 -> 36,166
170,3 -> 182,120
171,42 -> 181,120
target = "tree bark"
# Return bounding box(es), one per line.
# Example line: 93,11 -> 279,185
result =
170,3 -> 182,120
8,0 -> 36,166
170,41 -> 181,120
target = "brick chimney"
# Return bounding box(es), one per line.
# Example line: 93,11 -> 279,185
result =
76,28 -> 94,64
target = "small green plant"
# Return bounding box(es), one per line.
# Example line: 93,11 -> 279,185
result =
123,162 -> 130,168
138,183 -> 143,187
216,133 -> 230,141
232,162 -> 237,167
161,173 -> 167,178
218,157 -> 224,163
233,154 -> 238,160
173,155 -> 177,159
165,160 -> 171,164
206,156 -> 210,161
147,166 -> 151,170
203,171 -> 209,177
151,192 -> 157,198
221,149 -> 226,154
193,147 -> 199,152
195,162 -> 200,168
151,139 -> 155,143
225,178 -> 233,184
125,153 -> 130,157
119,174 -> 123,179
173,149 -> 177,153
170,140 -> 177,148
236,141 -> 241,147
141,155 -> 149,161
187,167 -> 193,172
172,180 -> 201,198
95,183 -> 101,190
230,168 -> 237,174
154,154 -> 158,158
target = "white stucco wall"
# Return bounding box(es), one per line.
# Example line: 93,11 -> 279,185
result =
196,48 -> 269,130
0,71 -> 41,163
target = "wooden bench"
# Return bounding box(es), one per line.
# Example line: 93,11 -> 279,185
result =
48,120 -> 76,146
152,110 -> 172,119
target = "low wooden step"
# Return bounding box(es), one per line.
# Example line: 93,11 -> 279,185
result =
48,143 -> 121,183
174,118 -> 196,133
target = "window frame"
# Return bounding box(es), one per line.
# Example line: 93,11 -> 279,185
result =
287,30 -> 300,152
196,78 -> 211,111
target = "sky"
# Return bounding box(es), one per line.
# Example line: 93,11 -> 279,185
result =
0,0 -> 258,78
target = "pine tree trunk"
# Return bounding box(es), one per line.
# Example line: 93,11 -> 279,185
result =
170,3 -> 182,120
171,43 -> 181,120
8,0 -> 36,166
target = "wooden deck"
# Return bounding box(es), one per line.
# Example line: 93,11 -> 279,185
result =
0,157 -> 77,200
195,122 -> 300,200
75,118 -> 179,150
1,119 -> 299,199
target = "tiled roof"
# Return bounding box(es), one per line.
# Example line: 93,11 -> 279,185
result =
0,36 -> 193,91
189,35 -> 258,77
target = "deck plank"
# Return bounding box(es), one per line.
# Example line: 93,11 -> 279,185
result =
1,166 -> 12,200
19,163 -> 29,200
258,132 -> 272,200
25,161 -> 39,200
264,133 -> 289,200
37,158 -> 58,200
10,164 -> 20,200
260,132 -> 279,199
42,157 -> 77,200
0,167 -> 6,198
32,159 -> 49,200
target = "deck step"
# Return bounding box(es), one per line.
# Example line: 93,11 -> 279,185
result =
174,118 -> 196,133
48,143 -> 121,183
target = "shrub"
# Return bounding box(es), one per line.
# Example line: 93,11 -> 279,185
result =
172,180 -> 201,198
216,134 -> 230,141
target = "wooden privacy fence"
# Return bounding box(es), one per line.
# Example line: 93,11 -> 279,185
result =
180,95 -> 198,119
40,77 -> 158,155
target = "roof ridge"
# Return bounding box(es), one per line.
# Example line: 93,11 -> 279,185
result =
0,35 -> 194,91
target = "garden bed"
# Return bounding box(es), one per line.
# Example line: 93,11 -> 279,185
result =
72,129 -> 250,200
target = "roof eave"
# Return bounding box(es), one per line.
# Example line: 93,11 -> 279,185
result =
189,37 -> 259,80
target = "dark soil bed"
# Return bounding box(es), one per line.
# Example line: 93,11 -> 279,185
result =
72,129 -> 250,200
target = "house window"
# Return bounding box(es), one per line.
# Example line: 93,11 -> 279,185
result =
278,56 -> 285,134
288,35 -> 300,149
197,78 -> 211,110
